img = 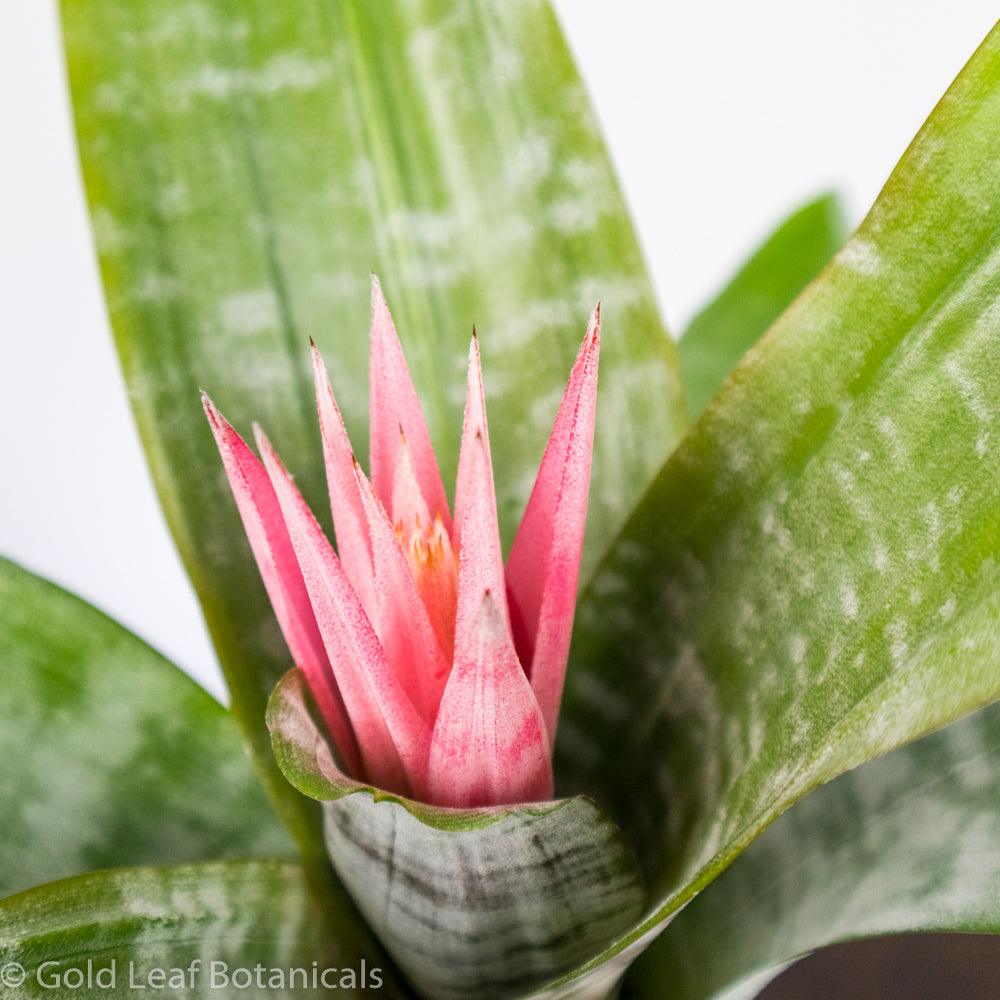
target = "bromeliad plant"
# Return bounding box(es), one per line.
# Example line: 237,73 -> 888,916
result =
2,4 -> 999,1000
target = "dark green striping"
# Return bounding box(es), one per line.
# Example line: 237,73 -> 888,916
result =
324,795 -> 646,999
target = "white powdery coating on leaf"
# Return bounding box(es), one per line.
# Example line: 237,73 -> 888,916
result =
219,289 -> 280,337
838,237 -> 882,276
840,583 -> 860,620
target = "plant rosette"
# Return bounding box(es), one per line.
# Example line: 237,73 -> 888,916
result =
1,5 -> 993,1000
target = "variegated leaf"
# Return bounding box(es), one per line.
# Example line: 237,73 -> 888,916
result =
0,860 -> 400,998
0,557 -> 291,897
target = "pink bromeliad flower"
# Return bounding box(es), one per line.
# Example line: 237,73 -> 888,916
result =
203,278 -> 599,808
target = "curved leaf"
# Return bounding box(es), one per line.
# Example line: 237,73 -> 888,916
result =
268,670 -> 645,1000
61,0 -> 685,845
628,700 -> 1000,1000
678,193 -> 846,420
0,860 -> 399,998
0,557 -> 291,897
547,22 -> 1000,996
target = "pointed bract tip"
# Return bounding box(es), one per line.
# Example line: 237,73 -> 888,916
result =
200,391 -> 223,430
253,425 -> 294,483
349,453 -> 374,497
473,591 -> 511,643
310,339 -> 327,378
369,275 -> 394,341
250,421 -> 272,456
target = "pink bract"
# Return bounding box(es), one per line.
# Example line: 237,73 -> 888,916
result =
205,277 -> 599,807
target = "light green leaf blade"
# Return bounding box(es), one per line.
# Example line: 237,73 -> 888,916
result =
0,860 -> 398,998
628,700 -> 1000,1000
678,193 -> 847,421
60,0 -> 685,845
547,22 -> 1000,996
0,557 -> 292,898
268,670 -> 645,1000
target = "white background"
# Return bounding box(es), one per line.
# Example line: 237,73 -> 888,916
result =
1,3 -> 996,699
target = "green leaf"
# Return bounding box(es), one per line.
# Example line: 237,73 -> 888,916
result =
678,193 -> 847,420
268,670 -> 645,1000
60,0 -> 685,848
0,557 -> 292,898
0,860 -> 398,998
547,22 -> 1000,995
628,700 -> 1000,1000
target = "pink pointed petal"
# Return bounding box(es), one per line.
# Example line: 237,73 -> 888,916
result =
454,413 -> 510,653
311,343 -> 376,620
390,431 -> 432,537
255,426 -> 431,798
368,276 -> 451,529
202,394 -> 361,777
452,333 -> 492,554
427,593 -> 553,807
506,307 -> 601,744
353,459 -> 451,722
